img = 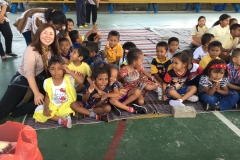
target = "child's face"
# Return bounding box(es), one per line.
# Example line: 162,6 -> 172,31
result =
49,62 -> 64,79
205,37 -> 215,47
156,46 -> 167,59
67,21 -> 74,31
76,33 -> 83,43
233,55 -> 240,67
169,41 -> 179,53
108,36 -> 119,48
95,73 -> 109,90
232,27 -> 240,37
70,49 -> 81,62
172,57 -> 186,71
208,46 -> 221,59
220,18 -> 230,27
59,41 -> 70,55
110,68 -> 118,86
133,54 -> 144,69
209,68 -> 225,81
89,51 -> 96,58
198,18 -> 206,27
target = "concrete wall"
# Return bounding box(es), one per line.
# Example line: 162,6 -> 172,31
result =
15,3 -> 236,12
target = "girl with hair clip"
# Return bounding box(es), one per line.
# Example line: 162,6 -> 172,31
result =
119,42 -> 136,67
0,23 -> 60,120
33,56 -> 84,128
119,48 -> 163,104
209,14 -> 231,41
14,8 -> 71,46
191,16 -> 209,47
198,59 -> 239,111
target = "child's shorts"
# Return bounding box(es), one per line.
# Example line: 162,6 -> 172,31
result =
165,86 -> 189,99
118,88 -> 130,103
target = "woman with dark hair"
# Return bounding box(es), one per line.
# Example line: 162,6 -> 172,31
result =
0,0 -> 16,61
13,8 -> 71,46
209,14 -> 231,41
0,23 -> 60,120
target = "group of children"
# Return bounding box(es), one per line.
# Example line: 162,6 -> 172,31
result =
33,14 -> 240,128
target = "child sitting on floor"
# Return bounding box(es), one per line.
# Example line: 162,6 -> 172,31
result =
199,41 -> 221,69
151,41 -> 171,85
59,38 -> 71,61
33,56 -> 84,128
119,48 -> 162,102
166,37 -> 179,61
162,52 -> 199,107
87,42 -> 105,67
106,65 -> 147,116
191,16 -> 209,47
69,30 -> 84,48
193,33 -> 214,63
227,48 -> 240,96
198,59 -> 239,111
68,46 -> 91,93
183,50 -> 203,87
119,42 -> 137,67
70,67 -> 111,122
104,30 -> 123,65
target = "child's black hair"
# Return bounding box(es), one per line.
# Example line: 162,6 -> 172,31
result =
230,18 -> 237,25
108,30 -> 120,39
196,16 -> 206,32
127,48 -> 143,65
122,42 -> 137,63
88,33 -> 97,42
201,33 -> 214,45
212,14 -> 231,27
44,8 -> 67,25
86,42 -> 98,53
231,48 -> 240,59
156,41 -> 168,50
208,41 -> 222,51
48,55 -> 65,68
168,37 -> 179,45
230,23 -> 240,31
73,46 -> 89,61
91,66 -> 110,84
82,41 -> 90,46
59,37 -> 70,44
106,64 -> 119,74
67,18 -> 74,24
202,59 -> 228,77
182,50 -> 193,61
172,51 -> 189,64
69,30 -> 79,43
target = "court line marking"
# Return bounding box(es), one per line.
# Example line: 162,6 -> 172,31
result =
213,111 -> 240,137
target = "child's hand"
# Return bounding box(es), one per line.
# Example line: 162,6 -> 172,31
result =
92,23 -> 98,32
101,93 -> 108,100
96,3 -> 99,8
98,90 -> 105,96
88,81 -> 95,93
162,94 -> 167,101
105,41 -> 110,49
63,65 -> 71,74
92,93 -> 101,98
43,107 -> 51,117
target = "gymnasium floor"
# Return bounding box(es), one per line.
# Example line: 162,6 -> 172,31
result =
1,11 -> 240,160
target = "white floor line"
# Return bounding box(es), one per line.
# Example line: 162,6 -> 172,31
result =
213,111 -> 240,137
113,24 -> 119,29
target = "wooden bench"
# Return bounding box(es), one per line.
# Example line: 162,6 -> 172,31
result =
10,0 -> 240,14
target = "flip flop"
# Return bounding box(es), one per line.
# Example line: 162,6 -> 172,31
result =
1,57 -> 7,61
6,53 -> 17,57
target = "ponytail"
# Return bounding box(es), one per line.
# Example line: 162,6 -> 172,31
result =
44,8 -> 67,25
212,20 -> 220,27
212,14 -> 231,27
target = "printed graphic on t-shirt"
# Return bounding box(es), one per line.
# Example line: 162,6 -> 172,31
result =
167,77 -> 187,90
53,88 -> 68,105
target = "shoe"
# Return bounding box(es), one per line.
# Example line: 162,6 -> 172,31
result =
111,105 -> 122,116
204,103 -> 218,111
1,57 -> 7,61
75,112 -> 85,120
60,115 -> 72,128
155,87 -> 162,101
169,99 -> 185,107
99,114 -> 109,122
84,23 -> 88,27
132,104 -> 147,114
6,53 -> 17,57
187,95 -> 199,102
235,103 -> 238,109
78,25 -> 84,28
